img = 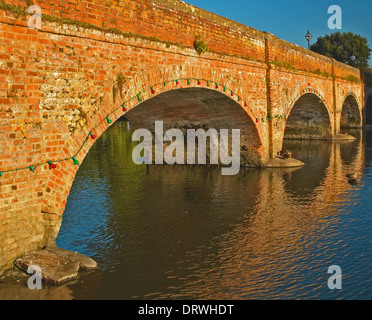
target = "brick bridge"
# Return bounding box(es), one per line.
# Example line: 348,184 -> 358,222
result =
0,0 -> 367,272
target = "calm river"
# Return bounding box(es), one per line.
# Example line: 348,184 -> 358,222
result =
3,121 -> 372,300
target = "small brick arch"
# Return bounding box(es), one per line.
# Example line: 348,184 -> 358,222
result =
283,90 -> 332,140
344,91 -> 362,110
285,87 -> 330,118
340,93 -> 363,129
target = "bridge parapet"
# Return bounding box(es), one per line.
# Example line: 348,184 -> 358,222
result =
0,0 -> 363,82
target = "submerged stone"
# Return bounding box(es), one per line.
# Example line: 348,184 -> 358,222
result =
44,247 -> 97,271
332,133 -> 356,141
266,156 -> 305,168
14,247 -> 97,285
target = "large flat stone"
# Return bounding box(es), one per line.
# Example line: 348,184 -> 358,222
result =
331,133 -> 356,141
15,250 -> 80,285
14,248 -> 97,285
44,247 -> 97,271
266,156 -> 305,168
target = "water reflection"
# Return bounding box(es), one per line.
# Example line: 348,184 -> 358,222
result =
5,122 -> 371,300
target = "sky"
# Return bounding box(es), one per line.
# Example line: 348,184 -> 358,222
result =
184,0 -> 372,66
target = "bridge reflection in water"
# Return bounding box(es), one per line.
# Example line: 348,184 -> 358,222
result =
13,122 -> 367,300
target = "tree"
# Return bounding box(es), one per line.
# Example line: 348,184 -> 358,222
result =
310,32 -> 371,71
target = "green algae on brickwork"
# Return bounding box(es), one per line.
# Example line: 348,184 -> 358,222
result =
342,75 -> 362,84
113,73 -> 126,103
0,0 -> 26,15
193,35 -> 209,55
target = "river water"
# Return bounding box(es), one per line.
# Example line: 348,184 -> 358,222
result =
2,120 -> 372,300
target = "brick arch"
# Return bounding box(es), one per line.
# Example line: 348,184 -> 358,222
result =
343,91 -> 362,110
283,91 -> 332,140
115,77 -> 263,141
340,93 -> 362,129
285,87 -> 330,118
78,75 -> 264,153
41,73 -> 264,244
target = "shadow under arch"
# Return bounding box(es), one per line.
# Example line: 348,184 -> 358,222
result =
284,93 -> 332,140
340,94 -> 362,129
124,87 -> 263,167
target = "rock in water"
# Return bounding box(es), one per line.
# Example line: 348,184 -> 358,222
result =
348,178 -> 360,185
15,250 -> 79,285
14,247 -> 97,285
346,172 -> 359,185
346,172 -> 358,180
44,247 -> 97,271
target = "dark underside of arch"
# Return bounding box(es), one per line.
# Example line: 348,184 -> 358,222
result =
341,95 -> 361,129
284,94 -> 332,140
122,88 -> 263,167
365,95 -> 372,125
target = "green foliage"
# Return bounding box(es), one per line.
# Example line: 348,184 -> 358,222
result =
312,69 -> 332,78
0,0 -> 26,15
193,35 -> 209,55
310,32 -> 371,71
271,59 -> 295,70
343,75 -> 361,83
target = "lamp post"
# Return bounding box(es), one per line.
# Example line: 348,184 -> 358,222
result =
349,55 -> 356,67
305,30 -> 312,50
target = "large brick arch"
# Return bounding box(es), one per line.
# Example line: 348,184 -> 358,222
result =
41,72 -> 266,244
123,86 -> 264,167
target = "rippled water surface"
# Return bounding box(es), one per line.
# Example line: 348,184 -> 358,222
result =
7,121 -> 372,300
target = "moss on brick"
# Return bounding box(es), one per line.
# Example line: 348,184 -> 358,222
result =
112,73 -> 126,103
0,0 -> 26,16
271,59 -> 295,70
193,35 -> 209,55
312,69 -> 332,78
41,14 -> 190,51
342,75 -> 362,84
